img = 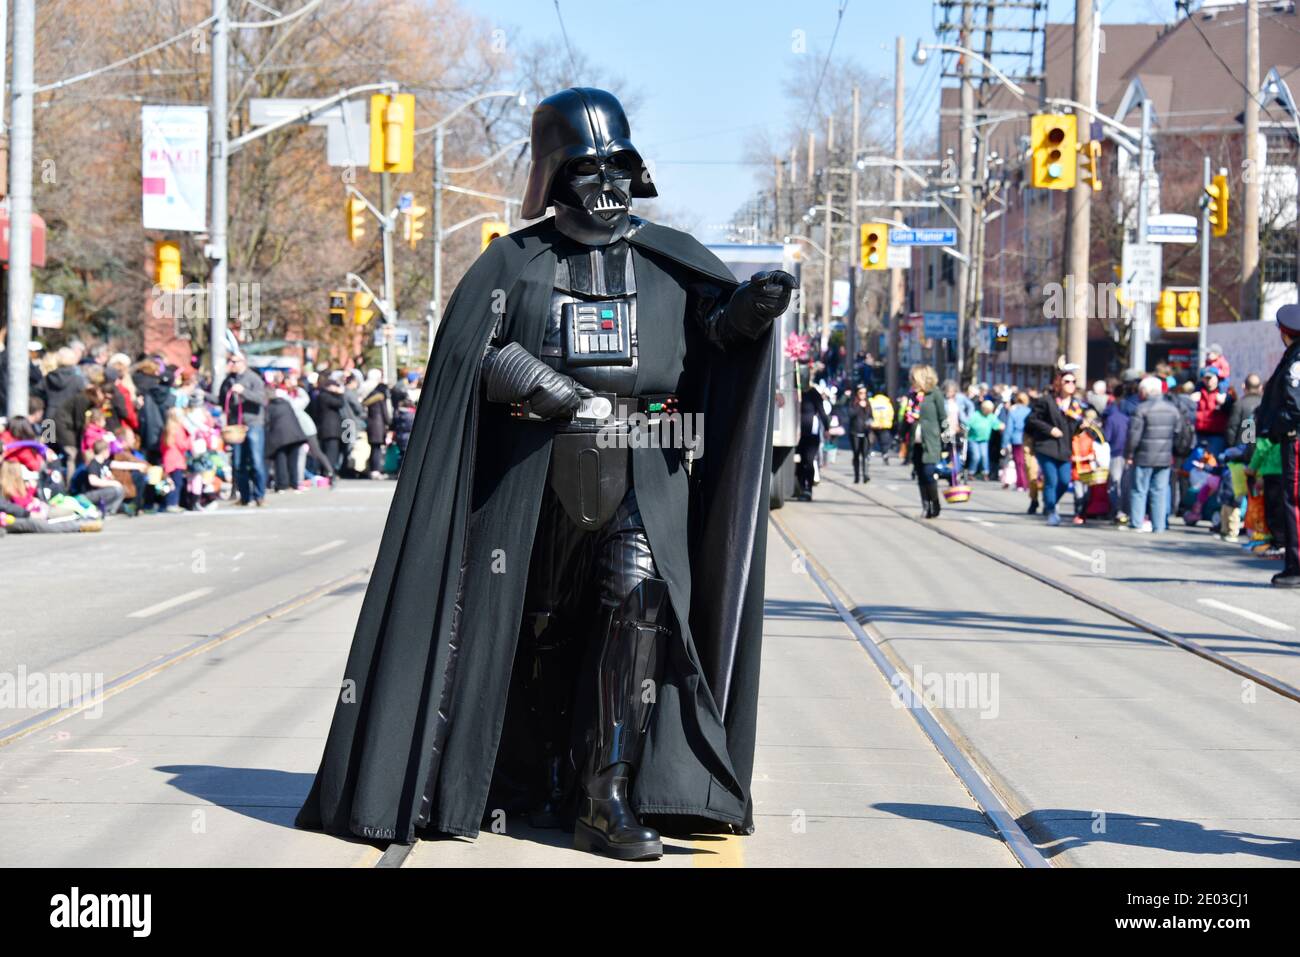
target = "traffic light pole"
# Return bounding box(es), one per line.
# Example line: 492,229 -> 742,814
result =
1064,0 -> 1097,382
380,171 -> 396,384
4,0 -> 34,419
1197,156 -> 1211,371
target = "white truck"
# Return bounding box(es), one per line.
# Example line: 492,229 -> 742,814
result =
706,242 -> 801,508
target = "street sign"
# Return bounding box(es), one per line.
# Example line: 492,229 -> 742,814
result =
923,311 -> 959,339
373,324 -> 413,348
889,227 -> 957,247
887,244 -> 911,269
398,192 -> 414,212
248,97 -> 369,168
831,280 -> 850,317
31,293 -> 64,329
1122,242 -> 1162,303
1146,213 -> 1198,244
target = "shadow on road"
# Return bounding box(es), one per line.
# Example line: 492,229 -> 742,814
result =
875,802 -> 1300,863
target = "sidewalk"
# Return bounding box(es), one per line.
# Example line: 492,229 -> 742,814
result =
0,524 -> 1015,867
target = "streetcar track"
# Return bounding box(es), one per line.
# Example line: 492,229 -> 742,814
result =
0,566 -> 372,750
768,512 -> 1052,869
826,474 -> 1300,706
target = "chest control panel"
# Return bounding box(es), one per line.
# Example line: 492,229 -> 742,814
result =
563,299 -> 633,367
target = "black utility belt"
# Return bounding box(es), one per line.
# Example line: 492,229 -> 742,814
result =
511,392 -> 681,423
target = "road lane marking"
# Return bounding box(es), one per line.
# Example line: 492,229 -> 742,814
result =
1052,545 -> 1095,564
302,539 -> 345,556
127,588 -> 215,619
1197,598 -> 1295,632
965,516 -> 996,528
693,832 -> 745,868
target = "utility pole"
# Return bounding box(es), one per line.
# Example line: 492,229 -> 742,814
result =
429,125 -> 444,349
4,0 -> 34,419
849,86 -> 860,379
1242,0 -> 1260,322
1131,98 -> 1153,372
821,114 -> 834,354
208,0 -> 229,389
0,0 -> 10,200
1064,0 -> 1096,381
888,35 -> 905,400
955,0 -> 975,386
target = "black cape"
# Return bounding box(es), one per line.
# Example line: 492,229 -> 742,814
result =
296,217 -> 773,843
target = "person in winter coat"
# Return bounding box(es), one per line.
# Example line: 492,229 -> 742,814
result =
964,400 -> 1003,480
846,385 -> 873,484
341,372 -> 368,476
360,370 -> 391,480
265,393 -> 309,492
309,374 -> 346,475
1226,373 -> 1263,446
1005,392 -> 1031,490
391,392 -> 417,471
1124,376 -> 1183,533
794,377 -> 831,500
284,376 -> 334,484
217,355 -> 269,505
42,348 -> 84,422
910,365 -> 946,518
1025,368 -> 1086,525
159,408 -> 192,511
1101,385 -> 1131,520
1194,368 -> 1232,456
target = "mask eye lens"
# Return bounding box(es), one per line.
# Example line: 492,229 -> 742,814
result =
609,152 -> 636,172
568,159 -> 599,177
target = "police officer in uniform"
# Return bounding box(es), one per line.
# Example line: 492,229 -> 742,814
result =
1256,303 -> 1300,588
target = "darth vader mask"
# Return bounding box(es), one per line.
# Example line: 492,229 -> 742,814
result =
522,88 -> 657,246
553,152 -> 637,237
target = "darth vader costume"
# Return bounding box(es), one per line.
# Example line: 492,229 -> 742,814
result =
296,87 -> 795,860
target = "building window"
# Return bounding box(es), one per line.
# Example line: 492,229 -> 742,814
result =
941,253 -> 954,286
1263,226 -> 1297,284
927,261 -> 934,291
1265,130 -> 1298,167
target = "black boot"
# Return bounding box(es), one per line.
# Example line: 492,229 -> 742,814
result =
574,578 -> 669,861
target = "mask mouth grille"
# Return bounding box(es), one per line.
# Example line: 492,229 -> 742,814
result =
592,192 -> 627,213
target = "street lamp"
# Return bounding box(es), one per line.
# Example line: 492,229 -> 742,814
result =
912,39 -> 1026,98
422,90 -> 529,346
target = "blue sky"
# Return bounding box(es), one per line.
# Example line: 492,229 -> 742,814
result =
468,0 -> 1174,241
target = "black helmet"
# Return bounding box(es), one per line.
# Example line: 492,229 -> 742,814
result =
521,88 -> 657,220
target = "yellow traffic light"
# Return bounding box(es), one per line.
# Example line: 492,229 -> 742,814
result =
328,290 -> 348,327
481,220 -> 508,252
860,222 -> 888,271
404,203 -> 427,249
1205,173 -> 1229,238
1156,289 -> 1178,330
1030,113 -> 1077,189
1083,140 -> 1102,192
347,195 -> 367,245
1177,290 -> 1200,328
351,290 -> 375,326
155,241 -> 182,291
369,93 -> 414,173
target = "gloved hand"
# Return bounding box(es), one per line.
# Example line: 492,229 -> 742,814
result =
724,270 -> 799,339
482,341 -> 590,419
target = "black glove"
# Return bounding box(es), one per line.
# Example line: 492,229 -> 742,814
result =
724,269 -> 799,339
482,341 -> 589,419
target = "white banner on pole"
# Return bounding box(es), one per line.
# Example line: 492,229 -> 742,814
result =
141,106 -> 209,232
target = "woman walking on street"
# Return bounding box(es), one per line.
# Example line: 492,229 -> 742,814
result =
910,364 -> 945,518
847,385 -> 873,484
1025,365 -> 1085,526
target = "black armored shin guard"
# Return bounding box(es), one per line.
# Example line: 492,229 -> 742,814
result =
574,576 -> 670,861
